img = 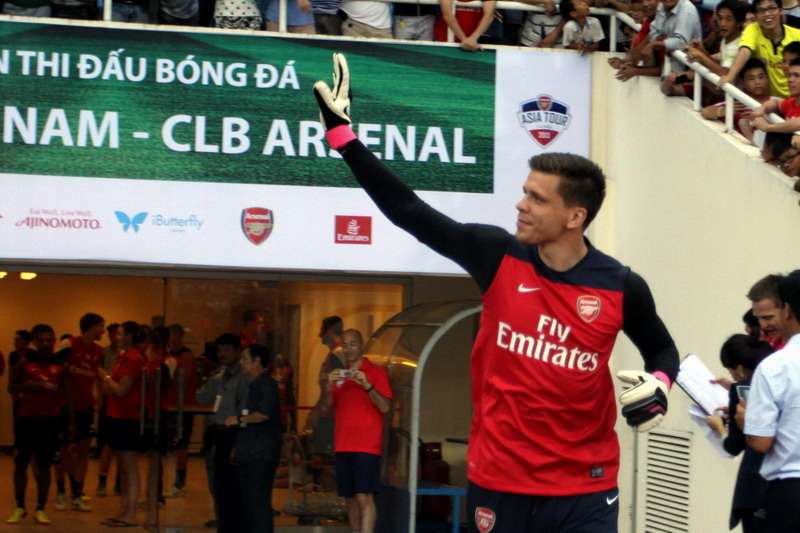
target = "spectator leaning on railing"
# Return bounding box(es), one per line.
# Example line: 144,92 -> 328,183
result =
686,0 -> 747,77
609,0 -> 663,81
518,0 -> 565,48
438,0 -> 496,50
560,0 -> 605,52
750,57 -> 800,133
339,0 -> 393,38
719,0 -> 800,97
645,0 -> 702,71
663,0 -> 747,98
701,58 -> 774,144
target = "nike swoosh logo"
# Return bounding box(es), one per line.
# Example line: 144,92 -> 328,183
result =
606,494 -> 619,505
517,284 -> 541,293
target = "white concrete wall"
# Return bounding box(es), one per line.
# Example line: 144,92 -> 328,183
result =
590,54 -> 800,533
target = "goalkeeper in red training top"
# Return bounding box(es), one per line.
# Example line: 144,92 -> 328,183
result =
313,54 -> 679,533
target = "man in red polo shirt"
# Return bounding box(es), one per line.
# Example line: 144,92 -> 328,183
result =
329,329 -> 392,533
58,313 -> 105,512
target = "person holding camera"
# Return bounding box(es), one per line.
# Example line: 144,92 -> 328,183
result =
327,329 -> 392,533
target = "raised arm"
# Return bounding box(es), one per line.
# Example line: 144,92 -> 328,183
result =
314,53 -> 512,292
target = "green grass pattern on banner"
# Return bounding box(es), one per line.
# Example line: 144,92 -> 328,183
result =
0,22 -> 495,192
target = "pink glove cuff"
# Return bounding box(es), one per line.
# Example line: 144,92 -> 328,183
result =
326,125 -> 356,150
652,371 -> 672,390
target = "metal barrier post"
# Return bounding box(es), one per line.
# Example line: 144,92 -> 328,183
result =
447,0 -> 456,42
103,0 -> 112,21
693,71 -> 702,112
279,0 -> 288,33
609,15 -> 618,53
724,93 -> 734,132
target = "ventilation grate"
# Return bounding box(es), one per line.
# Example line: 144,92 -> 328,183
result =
643,429 -> 692,533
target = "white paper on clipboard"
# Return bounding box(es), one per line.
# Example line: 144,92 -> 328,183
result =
676,353 -> 730,416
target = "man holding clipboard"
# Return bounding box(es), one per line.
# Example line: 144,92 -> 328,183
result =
740,271 -> 800,533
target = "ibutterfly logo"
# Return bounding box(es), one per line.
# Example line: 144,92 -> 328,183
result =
115,211 -> 148,233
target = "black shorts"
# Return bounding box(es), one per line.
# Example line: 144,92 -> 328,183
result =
335,452 -> 381,497
15,416 -> 60,466
106,418 -> 142,452
165,412 -> 195,450
61,408 -> 94,443
467,482 -> 619,533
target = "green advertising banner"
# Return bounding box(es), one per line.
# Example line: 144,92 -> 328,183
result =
0,22 -> 495,192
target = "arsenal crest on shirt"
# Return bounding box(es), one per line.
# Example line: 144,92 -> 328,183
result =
474,507 -> 496,533
576,295 -> 602,323
517,95 -> 572,148
241,207 -> 274,245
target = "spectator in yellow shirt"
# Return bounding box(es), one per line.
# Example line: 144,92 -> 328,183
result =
719,0 -> 800,97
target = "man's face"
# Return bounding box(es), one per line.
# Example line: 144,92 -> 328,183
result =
319,324 -> 337,346
109,328 -> 123,348
752,298 -> 784,341
14,335 -> 28,352
169,329 -> 184,349
33,331 -> 55,355
754,0 -> 781,32
87,322 -> 105,342
783,52 -> 799,75
788,65 -> 800,96
574,0 -> 590,17
642,0 -> 658,16
716,7 -> 738,38
341,331 -> 363,364
662,0 -> 679,11
515,171 -> 583,246
742,67 -> 768,97
217,344 -> 240,367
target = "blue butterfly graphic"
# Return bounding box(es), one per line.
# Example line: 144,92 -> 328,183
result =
115,211 -> 148,233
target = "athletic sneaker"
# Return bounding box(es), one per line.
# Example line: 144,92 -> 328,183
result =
80,495 -> 91,503
71,498 -> 91,512
54,494 -> 67,511
170,487 -> 187,498
6,507 -> 26,524
34,510 -> 50,525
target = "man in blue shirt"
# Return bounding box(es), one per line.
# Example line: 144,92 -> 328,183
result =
742,270 -> 800,532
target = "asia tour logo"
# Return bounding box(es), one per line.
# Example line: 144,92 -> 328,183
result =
241,207 -> 274,245
577,295 -> 601,323
517,95 -> 572,147
115,211 -> 203,233
335,216 -> 372,245
16,208 -> 101,230
474,507 -> 496,533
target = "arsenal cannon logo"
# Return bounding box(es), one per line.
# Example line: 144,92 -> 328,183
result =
241,207 -> 274,245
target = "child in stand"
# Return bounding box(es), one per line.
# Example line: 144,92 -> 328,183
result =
560,0 -> 604,53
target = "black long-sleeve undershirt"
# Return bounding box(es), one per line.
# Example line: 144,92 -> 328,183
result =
341,140 -> 679,382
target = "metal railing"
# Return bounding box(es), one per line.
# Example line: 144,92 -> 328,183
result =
604,10 -> 785,133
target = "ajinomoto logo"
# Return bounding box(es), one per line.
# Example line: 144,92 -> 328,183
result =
517,95 -> 571,147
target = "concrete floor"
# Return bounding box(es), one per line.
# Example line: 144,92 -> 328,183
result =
0,455 -> 349,532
